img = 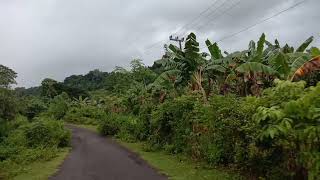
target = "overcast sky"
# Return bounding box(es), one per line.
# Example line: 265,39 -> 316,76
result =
0,0 -> 319,87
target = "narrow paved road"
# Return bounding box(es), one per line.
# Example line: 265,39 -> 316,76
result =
50,125 -> 167,180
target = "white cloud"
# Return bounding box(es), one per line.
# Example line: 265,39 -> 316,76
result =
0,0 -> 319,87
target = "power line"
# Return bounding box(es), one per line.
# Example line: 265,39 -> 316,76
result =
200,0 -> 308,51
176,0 -> 230,37
146,0 -> 241,54
144,0 -> 230,52
192,0 -> 242,35
172,0 -> 220,36
145,0 -> 241,55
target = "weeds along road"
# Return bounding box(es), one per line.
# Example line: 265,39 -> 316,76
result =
50,125 -> 167,180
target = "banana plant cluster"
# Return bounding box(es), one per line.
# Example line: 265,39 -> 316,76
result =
152,32 -> 320,100
206,33 -> 320,95
151,33 -> 209,102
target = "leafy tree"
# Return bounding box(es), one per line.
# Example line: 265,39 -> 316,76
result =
0,88 -> 18,121
46,92 -> 70,119
0,65 -> 18,122
63,69 -> 108,91
130,59 -> 157,87
104,69 -> 132,94
0,65 -> 17,88
24,96 -> 48,119
41,78 -> 59,98
14,86 -> 42,97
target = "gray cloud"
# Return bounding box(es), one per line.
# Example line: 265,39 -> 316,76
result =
0,0 -> 319,87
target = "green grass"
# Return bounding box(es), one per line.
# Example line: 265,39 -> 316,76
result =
119,141 -> 242,180
12,148 -> 70,180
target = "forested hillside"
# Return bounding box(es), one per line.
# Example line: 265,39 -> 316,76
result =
1,33 -> 320,179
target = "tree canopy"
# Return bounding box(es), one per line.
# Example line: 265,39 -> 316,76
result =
0,65 -> 17,88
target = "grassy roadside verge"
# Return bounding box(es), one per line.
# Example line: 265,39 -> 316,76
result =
75,124 -> 242,180
119,141 -> 242,180
1,148 -> 70,180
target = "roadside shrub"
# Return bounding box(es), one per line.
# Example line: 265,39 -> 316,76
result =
195,95 -> 242,164
98,113 -> 121,136
98,113 -> 140,142
24,97 -> 48,119
98,95 -> 127,114
45,92 -> 70,119
149,95 -> 197,154
0,88 -> 18,121
116,115 -> 140,142
25,118 -> 70,148
64,105 -> 106,125
252,81 -> 320,179
0,116 -> 29,146
0,120 -> 9,143
136,101 -> 155,140
0,115 -> 70,178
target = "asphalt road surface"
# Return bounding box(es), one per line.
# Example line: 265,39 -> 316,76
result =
50,125 -> 167,180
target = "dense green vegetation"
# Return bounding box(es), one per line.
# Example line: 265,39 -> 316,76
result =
1,32 -> 320,179
0,66 -> 70,179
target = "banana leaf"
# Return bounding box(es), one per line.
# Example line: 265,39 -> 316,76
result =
236,62 -> 279,76
296,36 -> 314,53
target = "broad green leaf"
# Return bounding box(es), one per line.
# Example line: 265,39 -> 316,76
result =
169,44 -> 181,53
269,52 -> 290,77
185,32 -> 200,60
205,39 -> 223,60
310,47 -> 320,57
248,40 -> 256,56
206,64 -> 226,73
256,33 -> 266,58
251,33 -> 266,62
236,62 -> 278,75
296,36 -> 314,52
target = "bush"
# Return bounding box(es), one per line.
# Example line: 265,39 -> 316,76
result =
0,115 -> 29,149
189,95 -> 258,166
149,95 -> 197,154
136,102 -> 155,140
0,120 -> 9,143
0,115 -> 71,178
64,105 -> 106,125
25,118 -> 70,148
98,113 -> 140,142
0,88 -> 18,121
45,92 -> 70,119
252,81 -> 320,179
98,113 -> 121,136
24,97 -> 47,119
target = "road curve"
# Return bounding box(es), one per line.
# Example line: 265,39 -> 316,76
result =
50,125 -> 167,180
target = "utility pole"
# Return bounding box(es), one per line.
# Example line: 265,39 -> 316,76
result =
169,35 -> 184,50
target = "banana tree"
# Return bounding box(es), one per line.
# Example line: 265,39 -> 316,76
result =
291,56 -> 320,81
151,32 -> 209,102
148,68 -> 182,103
72,96 -> 90,107
206,34 -> 319,96
205,34 -> 271,95
266,36 -> 319,81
